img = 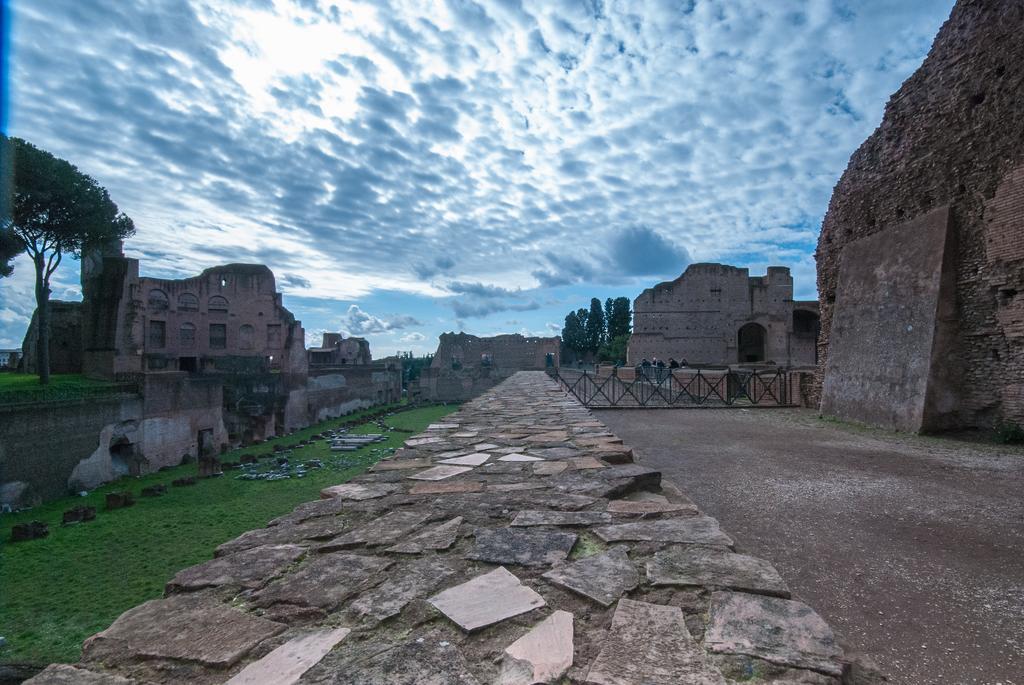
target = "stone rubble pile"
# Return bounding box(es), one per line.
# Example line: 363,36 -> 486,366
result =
27,371 -> 851,684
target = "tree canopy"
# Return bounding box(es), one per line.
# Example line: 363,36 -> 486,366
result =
0,135 -> 135,382
559,295 -> 632,363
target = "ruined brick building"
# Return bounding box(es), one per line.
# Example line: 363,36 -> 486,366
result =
4,244 -> 400,507
816,0 -> 1024,432
418,332 -> 560,401
628,263 -> 819,368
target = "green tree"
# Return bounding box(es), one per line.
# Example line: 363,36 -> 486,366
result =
585,297 -> 605,353
561,310 -> 584,356
0,135 -> 135,384
0,227 -> 19,277
608,296 -> 632,339
603,297 -> 614,341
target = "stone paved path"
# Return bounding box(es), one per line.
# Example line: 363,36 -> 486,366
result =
27,372 -> 852,684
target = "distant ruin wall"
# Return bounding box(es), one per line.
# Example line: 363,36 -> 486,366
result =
0,395 -> 142,505
422,333 -> 560,402
303,364 -> 403,422
19,302 -> 84,375
815,0 -> 1024,431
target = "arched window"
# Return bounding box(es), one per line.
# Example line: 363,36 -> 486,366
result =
238,324 -> 254,350
208,296 -> 229,313
148,289 -> 169,310
178,293 -> 199,312
737,323 -> 767,363
179,322 -> 196,347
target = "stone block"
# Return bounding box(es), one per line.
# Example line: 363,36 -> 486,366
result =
428,566 -> 546,632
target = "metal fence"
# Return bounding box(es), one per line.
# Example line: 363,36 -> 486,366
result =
549,367 -> 797,408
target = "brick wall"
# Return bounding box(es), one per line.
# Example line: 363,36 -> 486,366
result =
814,0 -> 1024,430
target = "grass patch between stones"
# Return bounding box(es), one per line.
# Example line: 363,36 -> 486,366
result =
0,402 -> 457,666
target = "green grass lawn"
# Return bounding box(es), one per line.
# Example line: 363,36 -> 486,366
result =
0,402 -> 457,666
0,373 -> 132,405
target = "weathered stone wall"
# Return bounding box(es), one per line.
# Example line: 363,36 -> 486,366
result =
629,263 -> 818,368
422,332 -> 560,401
19,301 -> 84,374
302,361 -> 403,422
0,395 -> 142,505
815,0 -> 1024,430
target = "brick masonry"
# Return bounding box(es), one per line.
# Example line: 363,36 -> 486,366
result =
27,372 -> 857,684
815,0 -> 1024,430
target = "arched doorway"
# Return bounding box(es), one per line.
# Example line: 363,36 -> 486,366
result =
737,323 -> 766,363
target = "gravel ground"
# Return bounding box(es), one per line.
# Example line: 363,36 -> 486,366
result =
595,408 -> 1024,685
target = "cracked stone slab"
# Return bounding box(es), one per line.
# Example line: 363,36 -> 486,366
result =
466,528 -> 577,567
215,517 -> 344,557
705,591 -> 843,677
541,546 -> 638,607
607,499 -> 698,515
81,595 -> 285,668
408,464 -> 475,481
473,443 -> 501,450
303,631 -> 481,684
487,482 -> 549,492
498,610 -> 574,685
23,665 -> 135,684
510,510 -> 612,527
225,627 -> 351,685
428,566 -> 546,632
370,458 -> 433,472
647,546 -> 790,598
405,436 -> 446,446
318,510 -> 431,549
530,447 -> 581,459
387,516 -> 463,553
498,453 -> 544,462
350,558 -> 456,622
593,516 -> 734,547
533,461 -> 569,476
409,480 -> 484,495
569,456 -> 607,470
452,431 -> 480,438
438,452 -> 492,466
167,544 -> 306,593
253,553 -> 391,610
319,483 -> 399,500
585,598 -> 725,685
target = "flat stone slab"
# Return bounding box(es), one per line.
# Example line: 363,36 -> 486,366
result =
647,546 -> 790,598
409,480 -> 484,495
530,447 -> 580,459
452,431 -> 479,438
225,627 -> 351,684
215,517 -> 345,556
607,499 -> 698,515
350,558 -> 456,622
498,453 -> 543,462
370,458 -> 433,472
533,461 -> 569,476
408,464 -> 475,481
254,553 -> 390,610
569,456 -> 607,470
23,665 -> 134,684
427,423 -> 460,429
82,595 -> 285,668
428,566 -> 546,632
405,436 -> 445,446
438,452 -> 492,466
319,509 -> 430,549
167,544 -> 306,593
593,516 -> 734,547
487,482 -> 549,492
499,610 -> 574,684
306,631 -> 482,684
466,528 -> 578,567
586,598 -> 725,684
319,483 -> 399,500
387,516 -> 463,553
705,591 -> 843,677
510,510 -> 612,527
473,443 -> 500,450
542,546 -> 638,607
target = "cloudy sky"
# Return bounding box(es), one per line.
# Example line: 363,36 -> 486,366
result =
0,0 -> 954,355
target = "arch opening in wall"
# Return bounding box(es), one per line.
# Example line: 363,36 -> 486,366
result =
208,295 -> 229,314
148,289 -> 169,310
178,293 -> 199,312
737,322 -> 766,363
109,438 -> 135,478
